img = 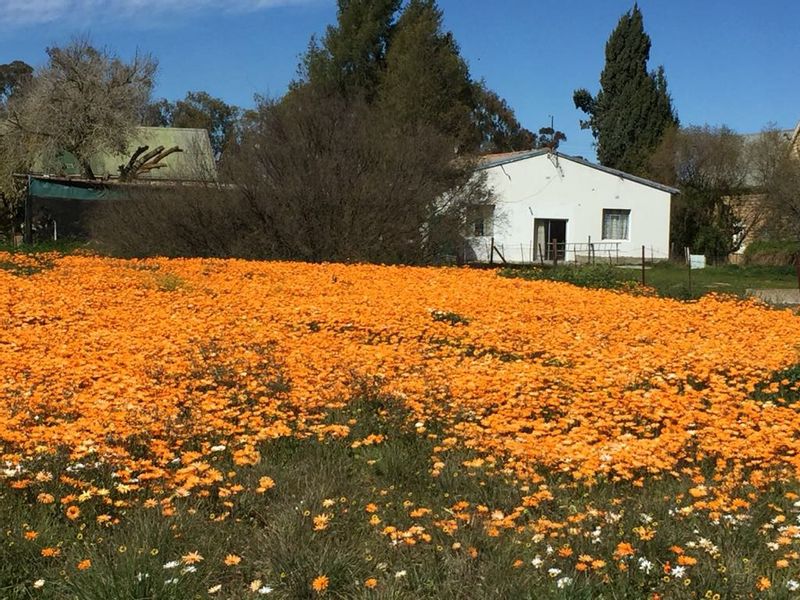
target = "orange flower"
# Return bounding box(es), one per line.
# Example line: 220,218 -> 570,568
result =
677,555 -> 697,566
41,547 -> 61,557
65,505 -> 81,520
756,577 -> 771,591
256,476 -> 275,492
311,575 -> 329,593
77,559 -> 92,570
365,503 -> 378,513
224,554 -> 241,566
313,514 -> 331,531
364,578 -> 378,589
613,542 -> 635,559
181,551 -> 204,565
24,531 -> 38,540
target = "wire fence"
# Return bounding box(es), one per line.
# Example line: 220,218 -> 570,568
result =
466,238 -> 630,266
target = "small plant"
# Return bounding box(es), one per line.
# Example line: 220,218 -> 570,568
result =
153,272 -> 186,292
431,309 -> 470,326
500,264 -> 628,290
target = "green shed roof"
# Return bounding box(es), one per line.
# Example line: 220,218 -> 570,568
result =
47,127 -> 217,181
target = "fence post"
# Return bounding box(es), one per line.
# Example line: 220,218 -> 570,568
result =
641,245 -> 646,286
489,236 -> 495,266
23,176 -> 33,245
795,253 -> 800,295
538,244 -> 545,267
552,239 -> 558,267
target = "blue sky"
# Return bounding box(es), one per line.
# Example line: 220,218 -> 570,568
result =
1,0 -> 797,159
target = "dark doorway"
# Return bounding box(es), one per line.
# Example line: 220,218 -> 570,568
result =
534,218 -> 568,261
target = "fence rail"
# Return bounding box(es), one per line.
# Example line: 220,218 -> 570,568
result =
467,238 -> 626,266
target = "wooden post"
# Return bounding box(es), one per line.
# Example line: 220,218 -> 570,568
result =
641,245 -> 646,286
23,176 -> 32,245
685,247 -> 693,297
489,236 -> 495,266
795,253 -> 800,295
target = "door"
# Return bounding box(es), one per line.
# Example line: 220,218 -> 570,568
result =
534,219 -> 568,261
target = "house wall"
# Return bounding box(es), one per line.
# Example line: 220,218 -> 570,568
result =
468,154 -> 672,263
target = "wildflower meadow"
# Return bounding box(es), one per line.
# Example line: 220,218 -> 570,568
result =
2,252 -> 800,599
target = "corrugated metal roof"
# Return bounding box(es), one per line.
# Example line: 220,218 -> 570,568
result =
477,149 -> 680,194
41,127 -> 216,181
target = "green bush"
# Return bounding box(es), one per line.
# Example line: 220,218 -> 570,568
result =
500,264 -> 628,290
743,239 -> 800,266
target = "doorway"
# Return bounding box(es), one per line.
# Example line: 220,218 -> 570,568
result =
534,219 -> 568,261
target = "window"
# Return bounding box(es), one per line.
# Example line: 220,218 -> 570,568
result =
467,204 -> 495,237
602,209 -> 630,240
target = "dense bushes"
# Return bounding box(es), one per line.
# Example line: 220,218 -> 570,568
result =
743,239 -> 800,266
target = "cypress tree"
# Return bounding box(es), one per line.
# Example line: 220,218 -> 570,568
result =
378,0 -> 474,146
573,4 -> 677,174
298,0 -> 401,99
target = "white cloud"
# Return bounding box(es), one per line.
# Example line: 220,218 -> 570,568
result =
0,0 -> 316,27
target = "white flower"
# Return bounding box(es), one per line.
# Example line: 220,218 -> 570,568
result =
787,580 -> 800,591
547,568 -> 561,578
163,561 -> 180,569
181,566 -> 197,574
135,572 -> 149,582
258,586 -> 274,595
210,445 -> 226,452
33,579 -> 45,589
394,570 -> 407,579
208,584 -> 222,594
165,578 -> 179,585
639,513 -> 653,524
671,565 -> 686,579
637,558 -> 653,573
531,556 -> 543,568
545,545 -> 554,555
556,577 -> 573,589
767,542 -> 780,551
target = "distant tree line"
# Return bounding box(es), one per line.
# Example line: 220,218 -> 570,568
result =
2,2 -> 796,264
0,1 -> 571,262
575,5 -> 799,263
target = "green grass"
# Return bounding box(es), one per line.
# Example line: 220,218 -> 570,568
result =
0,239 -> 87,255
3,393 -> 800,599
501,262 -> 799,300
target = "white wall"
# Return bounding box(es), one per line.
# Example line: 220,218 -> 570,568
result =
468,153 -> 672,263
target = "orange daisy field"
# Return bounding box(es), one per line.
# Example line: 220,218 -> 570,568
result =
2,251 -> 800,598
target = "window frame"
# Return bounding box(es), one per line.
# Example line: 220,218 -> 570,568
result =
601,208 -> 631,241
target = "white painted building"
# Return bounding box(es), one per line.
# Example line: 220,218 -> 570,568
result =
465,150 -> 678,263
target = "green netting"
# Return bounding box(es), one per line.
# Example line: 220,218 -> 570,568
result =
29,178 -> 123,201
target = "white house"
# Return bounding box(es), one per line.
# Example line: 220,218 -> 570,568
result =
466,150 -> 678,263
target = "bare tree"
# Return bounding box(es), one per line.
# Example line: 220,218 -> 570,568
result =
745,125 -> 800,241
91,86 -> 492,264
3,38 -> 156,180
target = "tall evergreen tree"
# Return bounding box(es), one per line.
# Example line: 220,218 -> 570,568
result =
298,0 -> 401,99
573,4 -> 677,174
378,0 -> 474,147
295,0 -> 537,155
